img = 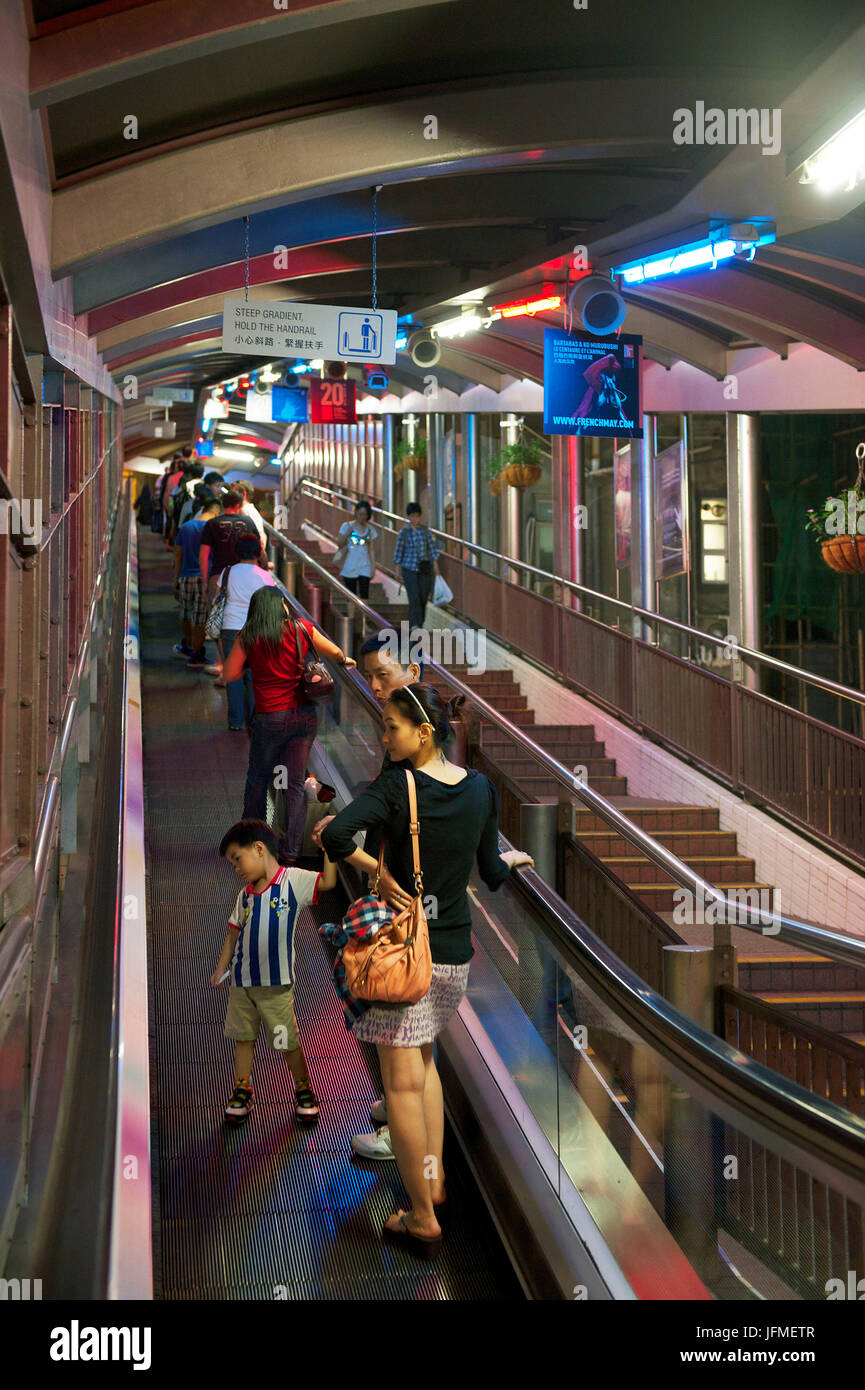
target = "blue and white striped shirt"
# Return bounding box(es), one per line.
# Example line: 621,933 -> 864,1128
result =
228,867 -> 321,987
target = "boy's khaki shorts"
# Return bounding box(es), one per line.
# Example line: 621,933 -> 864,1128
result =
224,983 -> 298,1051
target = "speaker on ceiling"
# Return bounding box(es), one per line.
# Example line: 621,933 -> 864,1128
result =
568,275 -> 626,335
408,331 -> 441,368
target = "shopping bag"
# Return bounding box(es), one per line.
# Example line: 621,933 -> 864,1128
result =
432,574 -> 453,605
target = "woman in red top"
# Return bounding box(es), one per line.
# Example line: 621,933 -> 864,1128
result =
223,588 -> 356,862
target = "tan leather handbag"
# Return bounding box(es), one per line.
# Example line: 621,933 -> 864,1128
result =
341,768 -> 432,1005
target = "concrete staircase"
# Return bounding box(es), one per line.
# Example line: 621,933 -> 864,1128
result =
443,665 -> 864,1047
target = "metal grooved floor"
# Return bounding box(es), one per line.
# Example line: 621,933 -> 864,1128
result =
138,530 -> 522,1300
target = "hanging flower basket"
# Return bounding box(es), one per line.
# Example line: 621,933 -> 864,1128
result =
395,438 -> 427,473
501,461 -> 543,489
488,475 -> 503,496
807,443 -> 865,574
821,536 -> 865,573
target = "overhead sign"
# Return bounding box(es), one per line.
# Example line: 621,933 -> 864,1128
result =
543,329 -> 643,438
222,299 -> 397,364
245,387 -> 308,424
309,377 -> 356,425
146,387 -> 194,403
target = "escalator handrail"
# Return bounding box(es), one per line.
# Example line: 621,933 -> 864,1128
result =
264,518 -> 865,973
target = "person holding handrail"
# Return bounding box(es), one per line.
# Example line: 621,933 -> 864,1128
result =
222,587 -> 356,863
321,683 -> 533,1258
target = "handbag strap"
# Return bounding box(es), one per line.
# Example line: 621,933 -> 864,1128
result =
291,616 -> 314,664
373,767 -> 423,896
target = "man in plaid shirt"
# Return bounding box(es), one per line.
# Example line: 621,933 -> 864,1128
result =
393,502 -> 441,630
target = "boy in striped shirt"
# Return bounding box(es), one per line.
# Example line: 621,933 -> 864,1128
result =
211,819 -> 337,1123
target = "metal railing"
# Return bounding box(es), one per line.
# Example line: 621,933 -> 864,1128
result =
263,515 -> 865,973
292,479 -> 865,871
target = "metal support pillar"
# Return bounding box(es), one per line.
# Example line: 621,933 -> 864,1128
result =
429,413 -> 444,530
465,414 -> 479,563
383,414 -> 395,515
728,413 -> 761,691
335,612 -> 355,665
637,414 -> 656,642
404,413 -> 419,507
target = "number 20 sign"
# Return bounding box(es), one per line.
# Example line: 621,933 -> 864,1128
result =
309,377 -> 357,424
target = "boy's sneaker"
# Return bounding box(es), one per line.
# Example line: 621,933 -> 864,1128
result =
225,1080 -> 254,1123
295,1086 -> 319,1122
173,643 -> 193,658
351,1125 -> 395,1160
370,1097 -> 387,1125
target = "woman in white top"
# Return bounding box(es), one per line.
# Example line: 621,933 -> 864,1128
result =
335,500 -> 377,600
217,534 -> 276,730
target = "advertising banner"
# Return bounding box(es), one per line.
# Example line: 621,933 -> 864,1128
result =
614,444 -> 632,568
543,329 -> 642,437
654,441 -> 688,578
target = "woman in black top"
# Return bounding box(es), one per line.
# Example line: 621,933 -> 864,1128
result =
321,683 -> 533,1256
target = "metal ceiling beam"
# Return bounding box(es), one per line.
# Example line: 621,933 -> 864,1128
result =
52,72 -> 755,274
30,0 -> 456,107
631,286 -> 791,357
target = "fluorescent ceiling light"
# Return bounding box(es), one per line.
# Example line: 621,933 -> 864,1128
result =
214,448 -> 256,462
431,313 -> 484,339
488,294 -> 562,321
613,225 -> 775,284
798,107 -> 865,193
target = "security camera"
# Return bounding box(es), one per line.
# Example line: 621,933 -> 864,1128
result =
408,331 -> 441,368
568,275 -> 626,334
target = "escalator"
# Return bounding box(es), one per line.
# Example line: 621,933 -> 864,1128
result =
138,530 -> 522,1300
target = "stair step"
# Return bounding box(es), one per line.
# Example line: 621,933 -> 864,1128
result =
601,855 -> 756,886
489,742 -> 607,764
755,992 -> 865,1034
487,755 -> 617,779
518,775 -> 628,798
634,881 -> 771,913
482,723 -> 596,744
573,805 -> 721,834
741,959 -> 865,992
580,829 -> 739,858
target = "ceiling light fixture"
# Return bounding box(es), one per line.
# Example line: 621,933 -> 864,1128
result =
797,107 -> 865,193
612,224 -> 775,284
489,294 -> 563,320
213,448 -> 256,462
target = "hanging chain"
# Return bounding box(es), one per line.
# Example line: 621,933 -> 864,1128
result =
243,215 -> 250,302
371,186 -> 381,312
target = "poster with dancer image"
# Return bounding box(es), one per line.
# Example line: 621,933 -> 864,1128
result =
543,328 -> 643,437
654,441 -> 688,578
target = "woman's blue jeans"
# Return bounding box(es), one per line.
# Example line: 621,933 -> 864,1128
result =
222,628 -> 254,728
242,704 -> 318,858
